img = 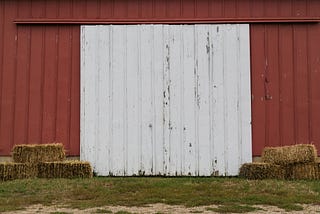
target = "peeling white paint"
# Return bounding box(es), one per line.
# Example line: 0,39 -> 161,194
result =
80,24 -> 252,176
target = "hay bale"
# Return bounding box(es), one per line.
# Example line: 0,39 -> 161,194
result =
261,144 -> 317,165
37,161 -> 93,179
0,162 -> 38,181
12,143 -> 66,163
286,162 -> 320,180
239,163 -> 286,179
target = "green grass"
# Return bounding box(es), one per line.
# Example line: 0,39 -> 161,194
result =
0,177 -> 319,212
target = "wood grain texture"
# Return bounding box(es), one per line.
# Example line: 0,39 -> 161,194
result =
81,24 -> 251,176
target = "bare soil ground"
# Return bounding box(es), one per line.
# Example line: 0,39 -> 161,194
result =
3,203 -> 320,214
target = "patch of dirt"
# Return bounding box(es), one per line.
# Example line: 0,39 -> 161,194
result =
3,203 -> 320,213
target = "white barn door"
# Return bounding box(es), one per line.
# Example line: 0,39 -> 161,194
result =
81,24 -> 252,176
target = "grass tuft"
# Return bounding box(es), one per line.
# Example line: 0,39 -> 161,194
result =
114,211 -> 133,214
278,204 -> 304,211
206,204 -> 261,213
94,208 -> 113,213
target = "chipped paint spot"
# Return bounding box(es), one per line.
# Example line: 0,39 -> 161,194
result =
206,32 -> 210,54
211,170 -> 219,176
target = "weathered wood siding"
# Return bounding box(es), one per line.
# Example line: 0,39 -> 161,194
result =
80,24 -> 251,176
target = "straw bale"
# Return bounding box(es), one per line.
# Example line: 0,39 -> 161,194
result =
37,161 -> 93,179
0,162 -> 38,181
261,144 -> 317,165
239,163 -> 285,180
286,162 -> 320,180
12,143 -> 66,163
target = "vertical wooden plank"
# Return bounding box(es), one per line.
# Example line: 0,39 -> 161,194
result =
123,27 -> 129,176
278,1 -> 292,17
279,25 -> 295,146
251,25 -> 267,156
27,26 -> 43,144
293,0 -> 307,17
193,27 -> 200,175
195,0 -> 209,18
0,1 -> 17,153
167,0 -> 181,18
239,24 -> 252,164
163,26 -> 170,175
14,26 -> 30,146
73,0 -> 87,18
17,0 -> 31,18
223,25 -> 240,175
294,25 -> 309,144
58,0 -> 72,18
127,0 -> 139,18
126,25 -> 140,175
86,0 -> 99,19
237,0 -> 250,18
42,26 -> 58,144
166,26 -> 183,175
141,0 -> 153,18
31,0 -> 45,18
91,26 -> 100,173
182,0 -> 195,18
113,0 -> 127,18
307,0 -> 320,17
153,25 -> 165,175
251,0 -> 264,18
69,26 -> 80,156
94,26 -> 110,175
266,25 -> 280,147
211,24 -> 226,175
140,25 -> 154,175
195,25 -> 211,176
209,0 -> 223,18
264,0 -> 278,17
182,25 -> 196,176
108,26 -> 114,174
207,25 -> 214,175
138,25 -> 149,174
308,24 -> 320,149
224,0 -> 236,17
99,0 -> 113,18
80,26 -> 97,167
154,0 -> 166,18
56,26 -> 72,152
14,2 -> 31,149
45,0 -> 58,18
0,1 -> 4,151
111,26 -> 126,175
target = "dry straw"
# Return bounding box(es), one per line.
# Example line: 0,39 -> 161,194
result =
12,143 -> 66,164
261,144 -> 317,165
0,162 -> 38,181
286,162 -> 320,180
38,161 -> 93,179
239,163 -> 286,179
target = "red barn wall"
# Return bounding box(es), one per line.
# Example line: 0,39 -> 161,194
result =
251,23 -> 320,156
0,0 -> 319,156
